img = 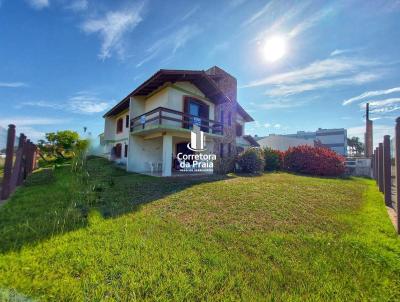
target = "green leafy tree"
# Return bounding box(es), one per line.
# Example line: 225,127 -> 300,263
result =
347,137 -> 364,156
38,130 -> 87,162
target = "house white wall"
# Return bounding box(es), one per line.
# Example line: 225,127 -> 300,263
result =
103,109 -> 130,165
127,135 -> 163,172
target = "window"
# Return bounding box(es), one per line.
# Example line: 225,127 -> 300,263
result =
116,118 -> 123,133
115,143 -> 122,158
236,124 -> 243,136
228,112 -> 232,126
220,143 -> 224,158
183,97 -> 209,132
220,110 -> 224,123
124,144 -> 128,157
125,115 -> 129,128
228,143 -> 231,156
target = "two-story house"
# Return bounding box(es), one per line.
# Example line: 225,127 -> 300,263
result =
102,66 -> 257,176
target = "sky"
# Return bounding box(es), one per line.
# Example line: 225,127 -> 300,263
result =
0,0 -> 399,147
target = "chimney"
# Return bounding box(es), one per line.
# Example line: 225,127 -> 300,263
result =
365,103 -> 373,157
205,66 -> 237,102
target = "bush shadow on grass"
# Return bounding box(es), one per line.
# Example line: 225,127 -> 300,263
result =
0,157 -> 233,254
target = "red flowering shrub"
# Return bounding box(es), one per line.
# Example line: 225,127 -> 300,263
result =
283,145 -> 345,176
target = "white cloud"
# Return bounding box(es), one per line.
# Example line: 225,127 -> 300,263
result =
288,7 -> 334,38
251,2 -> 336,44
245,57 -> 376,88
251,98 -> 310,110
81,3 -> 145,59
229,0 -> 247,8
17,101 -> 61,110
241,1 -> 274,27
26,0 -> 49,9
18,93 -> 111,114
265,72 -> 379,97
69,96 -> 109,114
264,123 -> 271,128
347,124 -> 394,148
330,48 -> 359,56
137,24 -> 201,67
342,87 -> 400,105
181,5 -> 200,21
17,127 -> 46,141
0,117 -> 67,127
362,97 -> 400,108
244,56 -> 382,96
65,0 -> 88,12
274,123 -> 281,128
0,82 -> 27,88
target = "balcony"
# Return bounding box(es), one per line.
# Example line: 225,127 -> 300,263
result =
130,107 -> 224,136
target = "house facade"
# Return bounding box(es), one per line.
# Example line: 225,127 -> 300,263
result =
102,66 -> 256,176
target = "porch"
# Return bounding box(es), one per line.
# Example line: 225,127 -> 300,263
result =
127,131 -> 216,177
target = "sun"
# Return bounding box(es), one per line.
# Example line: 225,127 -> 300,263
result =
262,35 -> 287,62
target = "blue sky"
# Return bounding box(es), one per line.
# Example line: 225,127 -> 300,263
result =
0,0 -> 399,146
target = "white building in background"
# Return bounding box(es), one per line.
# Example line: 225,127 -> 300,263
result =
257,135 -> 314,152
257,128 -> 347,156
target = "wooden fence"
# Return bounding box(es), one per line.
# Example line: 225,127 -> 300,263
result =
0,124 -> 38,201
372,117 -> 400,234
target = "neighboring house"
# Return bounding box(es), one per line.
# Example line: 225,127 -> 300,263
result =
257,128 -> 348,155
102,66 -> 256,176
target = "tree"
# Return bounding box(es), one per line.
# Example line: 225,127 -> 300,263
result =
347,136 -> 364,156
37,130 -> 87,162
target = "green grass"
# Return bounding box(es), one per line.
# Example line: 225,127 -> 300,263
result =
0,157 -> 399,301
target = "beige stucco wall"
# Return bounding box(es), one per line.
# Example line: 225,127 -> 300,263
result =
103,109 -> 129,165
129,82 -> 216,131
127,135 -> 163,172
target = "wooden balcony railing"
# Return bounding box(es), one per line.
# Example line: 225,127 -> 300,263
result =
130,107 -> 224,135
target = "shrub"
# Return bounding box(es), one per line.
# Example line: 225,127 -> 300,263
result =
237,147 -> 265,173
284,145 -> 345,177
214,156 -> 235,174
263,148 -> 284,171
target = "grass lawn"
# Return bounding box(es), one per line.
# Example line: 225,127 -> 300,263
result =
0,157 -> 399,301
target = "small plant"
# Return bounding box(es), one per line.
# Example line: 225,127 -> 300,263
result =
237,147 -> 265,173
284,145 -> 345,176
263,148 -> 284,171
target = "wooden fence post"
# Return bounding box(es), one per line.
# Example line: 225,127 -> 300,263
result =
1,124 -> 16,200
10,134 -> 26,192
27,141 -> 37,174
373,151 -> 377,179
383,135 -> 392,206
378,143 -> 384,192
395,118 -> 400,234
375,147 -> 379,183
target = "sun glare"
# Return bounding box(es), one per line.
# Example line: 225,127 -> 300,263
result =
262,35 -> 287,62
